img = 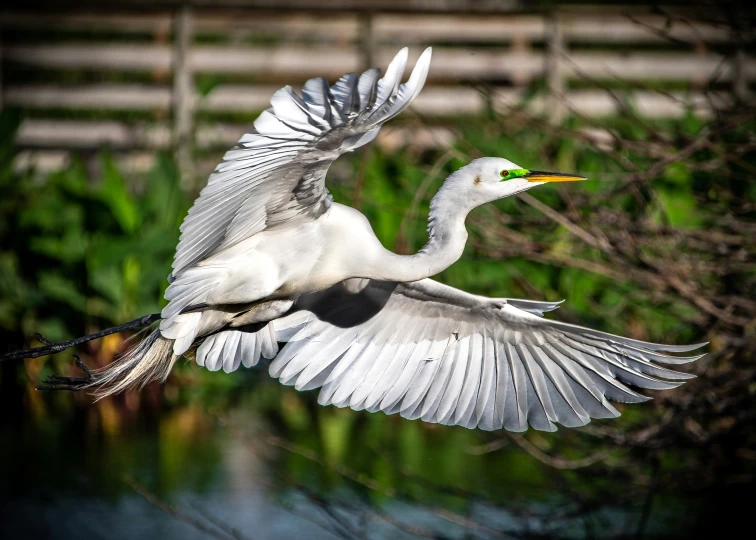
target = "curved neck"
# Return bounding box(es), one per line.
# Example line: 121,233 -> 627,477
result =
368,189 -> 470,282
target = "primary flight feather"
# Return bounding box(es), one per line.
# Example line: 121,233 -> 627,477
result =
31,47 -> 705,432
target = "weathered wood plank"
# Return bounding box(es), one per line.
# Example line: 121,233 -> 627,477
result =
7,44 -> 752,83
173,5 -> 195,187
6,86 -> 730,118
5,84 -> 173,109
15,120 -> 172,149
0,12 -> 732,44
12,89 -> 728,153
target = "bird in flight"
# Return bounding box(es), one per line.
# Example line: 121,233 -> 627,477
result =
11,47 -> 705,432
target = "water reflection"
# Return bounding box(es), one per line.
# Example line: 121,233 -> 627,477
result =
1,372 -> 691,539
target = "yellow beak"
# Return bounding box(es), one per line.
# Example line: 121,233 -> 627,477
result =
525,170 -> 587,183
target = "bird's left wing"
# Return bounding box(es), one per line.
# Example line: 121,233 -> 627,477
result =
171,47 -> 432,277
268,279 -> 705,432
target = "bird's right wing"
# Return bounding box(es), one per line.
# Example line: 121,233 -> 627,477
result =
171,47 -> 432,278
266,279 -> 705,432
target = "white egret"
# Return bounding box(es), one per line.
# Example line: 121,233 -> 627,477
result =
13,47 -> 705,432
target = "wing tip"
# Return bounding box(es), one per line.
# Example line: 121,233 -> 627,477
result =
656,341 -> 709,353
408,46 -> 433,85
657,352 -> 707,365
389,47 -> 409,69
418,46 -> 433,63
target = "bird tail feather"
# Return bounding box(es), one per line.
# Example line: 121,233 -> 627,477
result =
36,329 -> 178,399
90,330 -> 177,399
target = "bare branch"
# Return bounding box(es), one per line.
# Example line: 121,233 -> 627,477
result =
126,477 -> 245,540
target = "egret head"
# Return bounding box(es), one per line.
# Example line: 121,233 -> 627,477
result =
445,157 -> 586,209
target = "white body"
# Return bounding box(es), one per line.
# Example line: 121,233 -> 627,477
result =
200,203 -> 405,304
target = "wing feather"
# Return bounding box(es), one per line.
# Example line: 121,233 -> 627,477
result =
189,276 -> 702,433
379,336 -> 433,412
365,319 -> 426,412
262,278 -> 703,432
437,334 -> 471,425
399,338 -> 450,420
169,47 -> 432,280
476,331 -> 498,430
419,336 -> 460,422
222,331 -> 243,373
454,332 -> 483,427
240,332 -> 259,368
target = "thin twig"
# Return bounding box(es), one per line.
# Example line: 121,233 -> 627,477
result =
395,149 -> 455,252
508,434 -> 610,470
188,502 -> 253,540
126,477 -> 243,540
266,435 -> 396,497
518,192 -> 615,254
634,455 -> 660,539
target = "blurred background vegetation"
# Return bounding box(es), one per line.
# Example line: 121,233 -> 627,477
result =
1,1 -> 755,539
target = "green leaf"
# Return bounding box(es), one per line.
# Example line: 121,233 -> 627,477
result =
654,187 -> 701,229
38,272 -> 87,312
98,154 -> 140,233
196,74 -> 224,97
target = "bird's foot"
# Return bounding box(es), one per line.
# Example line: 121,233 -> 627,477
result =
37,355 -> 100,392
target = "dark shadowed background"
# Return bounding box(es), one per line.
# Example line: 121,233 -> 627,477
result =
0,1 -> 754,539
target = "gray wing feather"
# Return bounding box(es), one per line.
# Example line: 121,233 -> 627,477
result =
318,341 -> 371,406
399,338 -> 450,420
295,327 -> 362,390
437,334 -> 471,424
203,332 -> 228,372
378,336 -> 433,413
351,341 -> 399,410
420,336 -> 460,422
266,278 -> 704,432
365,326 -> 423,412
240,332 -> 258,368
456,332 -> 483,427
194,324 -> 277,373
260,325 -> 279,359
222,331 -> 242,373
501,342 -> 529,431
333,326 -> 390,407
357,69 -> 381,111
330,72 -> 359,117
352,311 -> 416,409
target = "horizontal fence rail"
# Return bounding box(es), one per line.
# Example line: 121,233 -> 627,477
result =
0,11 -> 737,43
4,85 -> 732,116
6,45 -> 750,82
1,6 -> 752,176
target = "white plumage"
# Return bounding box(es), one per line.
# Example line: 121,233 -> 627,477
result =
262,279 -> 701,432
57,47 -> 704,432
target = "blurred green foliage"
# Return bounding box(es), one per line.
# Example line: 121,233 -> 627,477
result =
0,99 -> 754,539
0,111 -> 188,344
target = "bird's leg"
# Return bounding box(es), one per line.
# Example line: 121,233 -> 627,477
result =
228,299 -> 294,327
36,355 -> 101,392
0,313 -> 161,364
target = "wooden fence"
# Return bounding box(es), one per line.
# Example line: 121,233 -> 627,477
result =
0,5 -> 752,175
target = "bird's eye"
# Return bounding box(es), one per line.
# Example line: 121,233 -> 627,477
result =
500,170 -> 510,179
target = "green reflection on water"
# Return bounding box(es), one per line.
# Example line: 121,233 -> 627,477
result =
1,372 -> 694,539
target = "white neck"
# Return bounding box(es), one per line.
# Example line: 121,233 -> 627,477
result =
366,189 -> 470,282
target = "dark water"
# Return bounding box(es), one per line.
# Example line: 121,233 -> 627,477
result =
0,374 -> 694,539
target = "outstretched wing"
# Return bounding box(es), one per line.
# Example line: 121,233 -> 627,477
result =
172,47 -> 432,277
265,279 -> 705,432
